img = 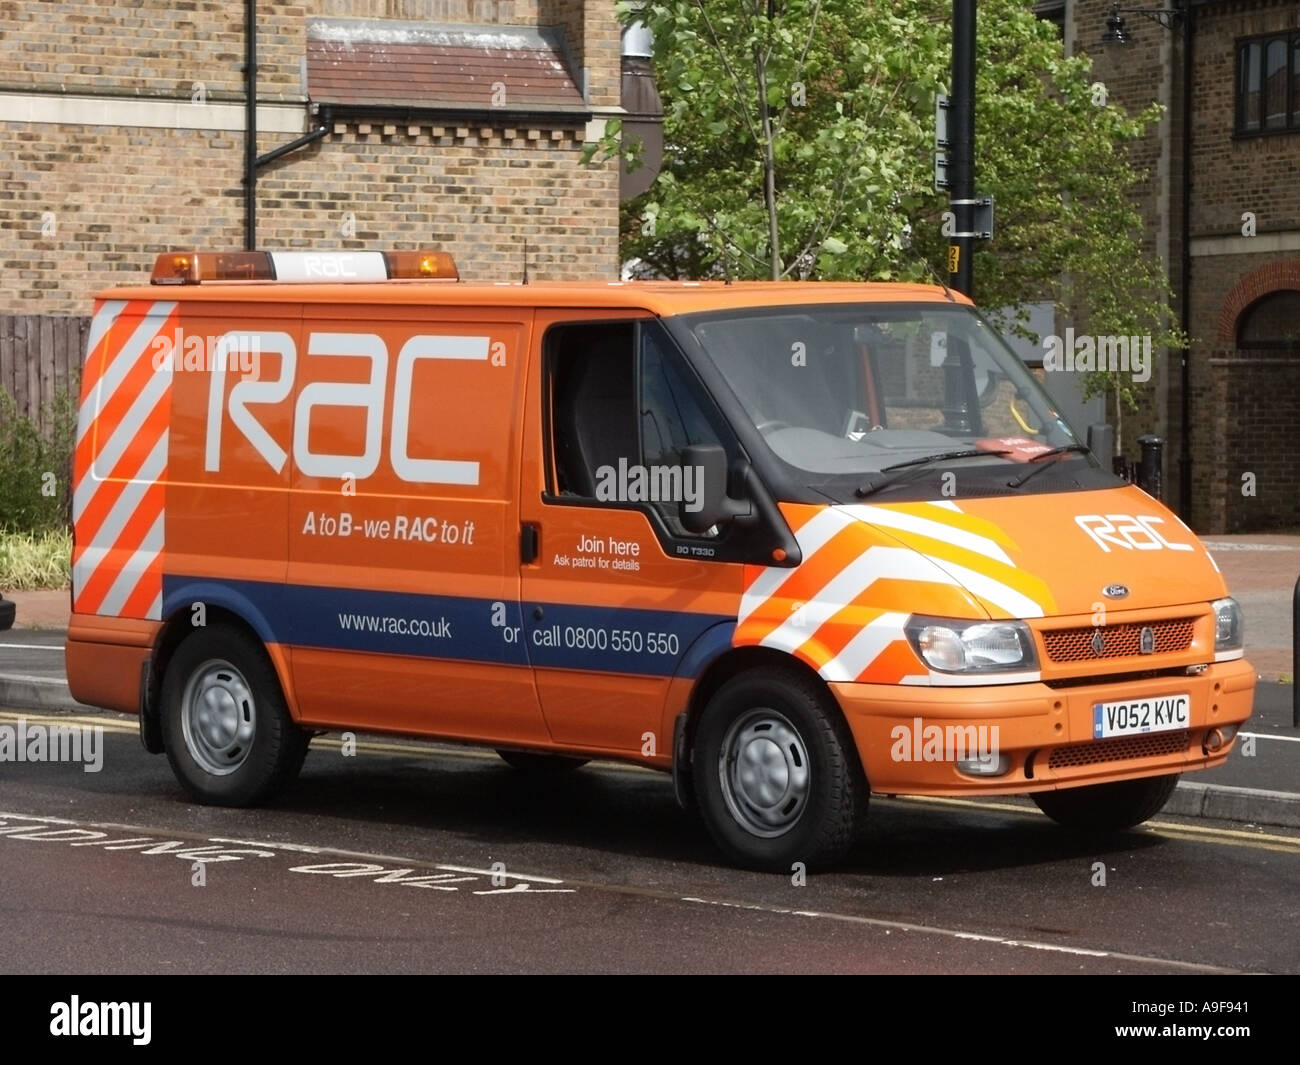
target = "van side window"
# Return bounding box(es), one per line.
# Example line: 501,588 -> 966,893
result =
547,320 -> 725,538
549,322 -> 639,497
638,326 -> 725,536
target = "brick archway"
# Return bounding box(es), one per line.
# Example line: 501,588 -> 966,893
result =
1216,260 -> 1300,342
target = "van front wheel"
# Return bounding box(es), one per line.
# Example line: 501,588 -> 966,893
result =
1032,774 -> 1179,830
693,670 -> 867,872
160,625 -> 309,806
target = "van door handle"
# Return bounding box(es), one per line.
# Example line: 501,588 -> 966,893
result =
520,523 -> 540,564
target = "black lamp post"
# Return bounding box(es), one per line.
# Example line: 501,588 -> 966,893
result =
1099,1 -> 1196,523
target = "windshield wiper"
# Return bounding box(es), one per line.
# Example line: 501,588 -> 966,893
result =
856,449 -> 1010,499
1006,444 -> 1091,488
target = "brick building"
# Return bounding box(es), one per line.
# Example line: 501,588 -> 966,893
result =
0,0 -> 623,323
1051,0 -> 1300,532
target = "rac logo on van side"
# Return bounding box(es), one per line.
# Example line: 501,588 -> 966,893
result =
203,330 -> 505,485
1074,514 -> 1193,553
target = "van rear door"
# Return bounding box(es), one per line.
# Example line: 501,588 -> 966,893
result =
284,302 -> 548,745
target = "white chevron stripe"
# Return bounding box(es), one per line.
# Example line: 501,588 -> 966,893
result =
819,611 -> 910,682
738,508 -> 855,625
838,504 -> 1013,565
924,557 -> 1045,618
758,547 -> 953,653
145,591 -> 163,622
90,359 -> 171,481
97,510 -> 164,617
83,300 -> 127,368
72,432 -> 168,589
78,303 -> 175,444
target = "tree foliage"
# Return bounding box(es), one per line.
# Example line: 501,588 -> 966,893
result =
596,0 -> 1182,409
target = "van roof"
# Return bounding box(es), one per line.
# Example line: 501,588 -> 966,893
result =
95,279 -> 972,316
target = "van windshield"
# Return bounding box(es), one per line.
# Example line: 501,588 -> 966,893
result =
684,302 -> 1103,501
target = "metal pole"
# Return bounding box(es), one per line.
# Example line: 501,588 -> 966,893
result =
244,0 -> 257,250
1177,1 -> 1194,519
948,0 -> 976,296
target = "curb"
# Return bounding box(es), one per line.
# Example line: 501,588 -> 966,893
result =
0,675 -> 85,713
1166,780 -> 1300,830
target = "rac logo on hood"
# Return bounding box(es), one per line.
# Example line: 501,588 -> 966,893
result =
1075,514 -> 1194,553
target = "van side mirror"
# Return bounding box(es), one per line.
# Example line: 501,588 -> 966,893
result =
679,444 -> 751,534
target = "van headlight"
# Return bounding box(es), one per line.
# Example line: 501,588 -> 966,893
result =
1211,597 -> 1243,651
904,616 -> 1038,674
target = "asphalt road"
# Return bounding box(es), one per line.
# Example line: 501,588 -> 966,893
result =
1,707 -> 1297,974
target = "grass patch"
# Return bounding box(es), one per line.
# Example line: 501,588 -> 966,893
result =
0,528 -> 72,590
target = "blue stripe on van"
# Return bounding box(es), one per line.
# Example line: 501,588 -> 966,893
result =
162,576 -> 734,679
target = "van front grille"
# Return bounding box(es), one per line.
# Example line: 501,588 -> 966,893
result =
1042,619 -> 1195,663
1047,730 -> 1190,770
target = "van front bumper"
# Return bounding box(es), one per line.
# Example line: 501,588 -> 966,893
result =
830,657 -> 1255,796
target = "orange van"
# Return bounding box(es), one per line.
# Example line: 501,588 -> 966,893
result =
66,250 -> 1255,870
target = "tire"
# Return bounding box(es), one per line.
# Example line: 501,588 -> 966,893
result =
160,624 -> 309,806
1032,773 -> 1179,831
496,749 -> 589,773
692,668 -> 868,872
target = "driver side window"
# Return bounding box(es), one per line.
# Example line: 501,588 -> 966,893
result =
547,320 -> 727,539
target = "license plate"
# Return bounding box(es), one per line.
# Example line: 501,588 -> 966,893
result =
1093,694 -> 1190,739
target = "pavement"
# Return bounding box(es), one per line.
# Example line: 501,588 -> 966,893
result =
2,532 -> 1297,830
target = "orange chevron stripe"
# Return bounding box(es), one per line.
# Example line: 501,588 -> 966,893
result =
75,483 -> 165,615
858,639 -> 921,684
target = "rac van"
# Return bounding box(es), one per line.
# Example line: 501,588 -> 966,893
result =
66,249 -> 1255,871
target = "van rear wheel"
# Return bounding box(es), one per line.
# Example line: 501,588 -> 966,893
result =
693,669 -> 867,872
160,625 -> 309,806
1032,774 -> 1179,830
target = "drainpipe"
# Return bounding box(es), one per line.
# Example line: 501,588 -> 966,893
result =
1177,1 -> 1195,521
244,0 -> 256,250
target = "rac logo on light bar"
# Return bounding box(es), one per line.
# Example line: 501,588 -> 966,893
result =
1074,514 -> 1193,553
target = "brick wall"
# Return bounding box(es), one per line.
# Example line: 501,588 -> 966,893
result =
0,0 -> 622,317
1072,0 -> 1300,532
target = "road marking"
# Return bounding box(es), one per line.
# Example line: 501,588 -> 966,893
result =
0,806 -> 1244,972
0,643 -> 64,651
3,711 -> 1295,854
1240,731 -> 1300,744
677,896 -> 1239,972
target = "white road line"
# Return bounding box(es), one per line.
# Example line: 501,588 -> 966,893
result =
0,644 -> 64,651
0,807 -> 1246,972
677,897 -> 1237,973
1239,731 -> 1300,743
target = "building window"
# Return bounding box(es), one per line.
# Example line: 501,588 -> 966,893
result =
1237,290 -> 1300,350
1033,1 -> 1065,40
1237,33 -> 1300,135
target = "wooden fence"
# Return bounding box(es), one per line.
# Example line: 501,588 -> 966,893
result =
0,315 -> 90,436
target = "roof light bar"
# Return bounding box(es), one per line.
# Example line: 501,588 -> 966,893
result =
151,249 -> 459,285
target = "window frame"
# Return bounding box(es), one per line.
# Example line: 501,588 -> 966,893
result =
1235,30 -> 1300,138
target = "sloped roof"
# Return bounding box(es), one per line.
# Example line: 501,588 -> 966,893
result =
306,19 -> 587,114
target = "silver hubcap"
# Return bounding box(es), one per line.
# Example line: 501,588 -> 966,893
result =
181,659 -> 256,775
719,709 -> 810,838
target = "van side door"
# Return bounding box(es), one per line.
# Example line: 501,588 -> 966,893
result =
518,313 -> 746,756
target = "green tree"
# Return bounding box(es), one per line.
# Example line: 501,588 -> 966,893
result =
598,0 -> 1181,416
